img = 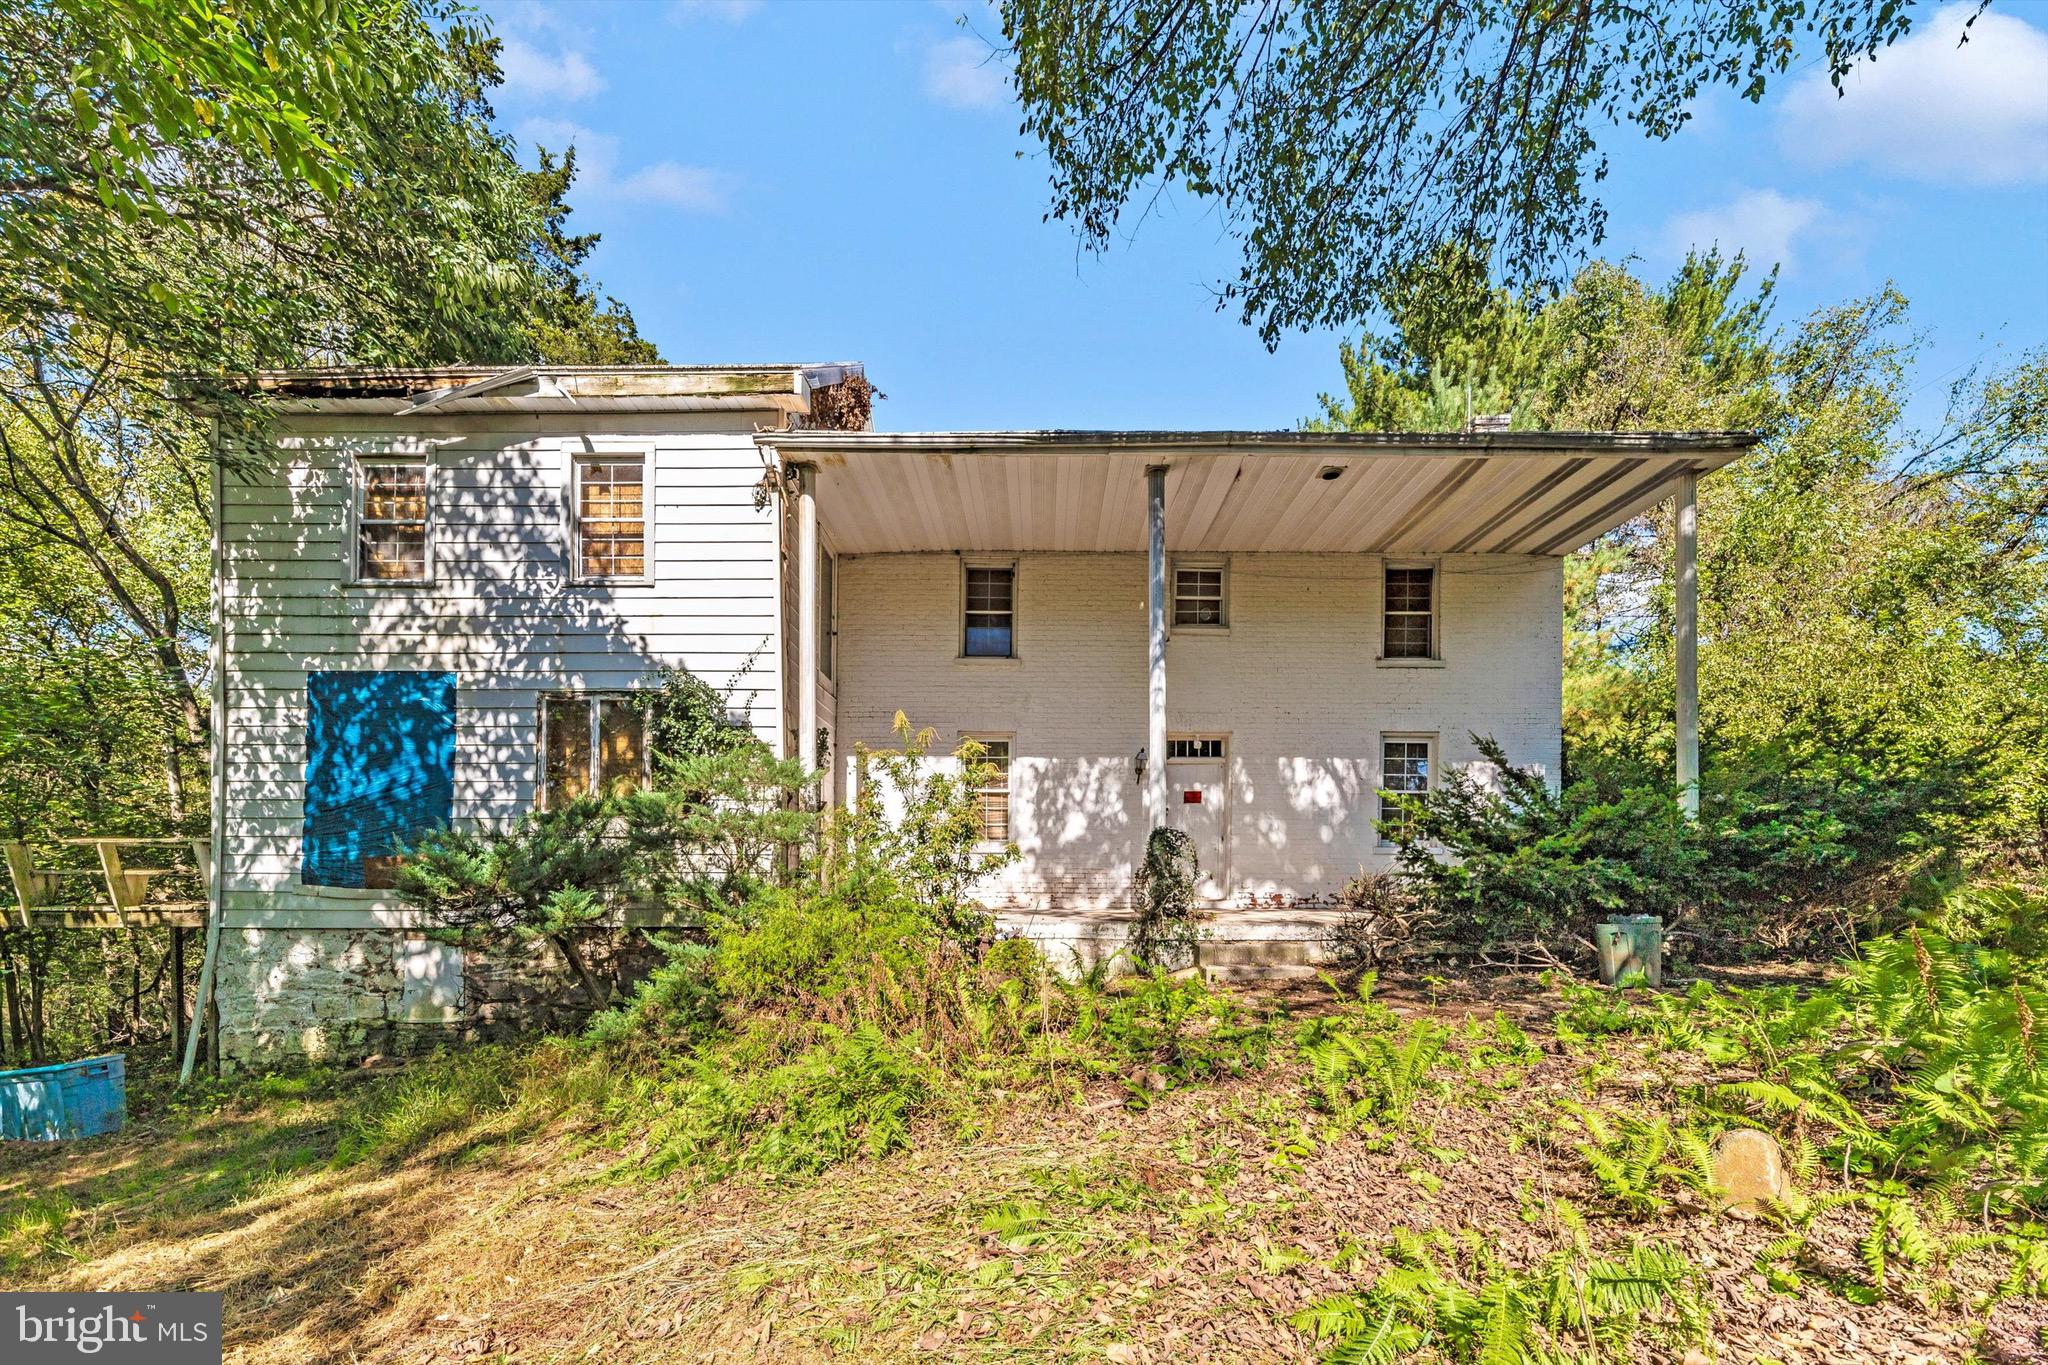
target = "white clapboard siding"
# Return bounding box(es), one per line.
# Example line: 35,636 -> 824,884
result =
221,421 -> 785,928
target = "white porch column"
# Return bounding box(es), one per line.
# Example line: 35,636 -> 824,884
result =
793,462 -> 819,773
1675,469 -> 1699,818
1146,465 -> 1169,828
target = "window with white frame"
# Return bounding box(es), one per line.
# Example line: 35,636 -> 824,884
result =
1383,564 -> 1436,659
1378,736 -> 1434,840
963,564 -> 1015,657
966,737 -> 1011,842
541,694 -> 648,807
355,457 -> 430,581
1172,562 -> 1226,627
819,547 -> 837,680
1166,737 -> 1225,760
573,454 -> 647,580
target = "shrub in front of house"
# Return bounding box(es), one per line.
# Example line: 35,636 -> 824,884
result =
1386,735 -> 1977,962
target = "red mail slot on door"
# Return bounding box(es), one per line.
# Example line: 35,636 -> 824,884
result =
1182,790 -> 1202,803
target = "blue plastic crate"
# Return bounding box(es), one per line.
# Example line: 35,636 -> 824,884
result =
0,1054 -> 126,1140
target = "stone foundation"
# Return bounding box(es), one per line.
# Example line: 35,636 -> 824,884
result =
213,926 -> 661,1071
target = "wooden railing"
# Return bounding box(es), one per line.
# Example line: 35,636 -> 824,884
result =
3,837 -> 211,929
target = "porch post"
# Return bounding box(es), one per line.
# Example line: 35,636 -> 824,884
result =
1675,469 -> 1699,819
1146,465 -> 1169,827
793,463 -> 819,773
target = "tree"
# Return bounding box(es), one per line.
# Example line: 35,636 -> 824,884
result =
1314,257 -> 2048,894
1004,1 -> 1965,345
521,148 -> 663,365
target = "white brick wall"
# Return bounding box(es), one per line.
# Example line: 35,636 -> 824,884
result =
834,551 -> 1563,909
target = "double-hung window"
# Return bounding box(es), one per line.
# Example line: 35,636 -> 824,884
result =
963,564 -> 1015,657
966,737 -> 1012,843
1378,736 -> 1433,840
1173,562 -> 1226,628
1383,565 -> 1436,659
355,457 -> 430,582
573,454 -> 647,581
542,695 -> 647,807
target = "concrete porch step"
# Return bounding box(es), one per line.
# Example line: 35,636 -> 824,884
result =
1202,961 -> 1327,985
1201,938 -> 1316,967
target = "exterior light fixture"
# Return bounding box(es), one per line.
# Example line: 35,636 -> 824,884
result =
1133,747 -> 1148,779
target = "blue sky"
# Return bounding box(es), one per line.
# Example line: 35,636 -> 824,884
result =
480,0 -> 2048,433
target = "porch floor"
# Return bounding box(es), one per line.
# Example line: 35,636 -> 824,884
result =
993,904 -> 1351,979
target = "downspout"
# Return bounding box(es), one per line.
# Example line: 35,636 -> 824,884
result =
180,422 -> 228,1085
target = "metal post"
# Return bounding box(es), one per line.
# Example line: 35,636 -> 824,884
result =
1146,466 -> 1169,829
793,463 -> 819,774
1675,470 -> 1700,819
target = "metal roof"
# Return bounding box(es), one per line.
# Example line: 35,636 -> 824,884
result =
759,429 -> 1758,557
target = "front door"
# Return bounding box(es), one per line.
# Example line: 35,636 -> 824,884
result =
1165,736 -> 1228,902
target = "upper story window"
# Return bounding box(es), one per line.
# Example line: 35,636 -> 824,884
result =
963,564 -> 1015,657
355,457 -> 429,582
574,454 -> 647,581
1383,565 -> 1436,659
1173,563 -> 1226,628
542,694 -> 647,808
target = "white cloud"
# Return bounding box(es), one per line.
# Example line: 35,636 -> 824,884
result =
920,33 -> 1008,110
670,0 -> 762,23
514,118 -> 732,214
1659,189 -> 1828,272
614,162 -> 731,212
496,34 -> 606,104
1775,3 -> 2048,185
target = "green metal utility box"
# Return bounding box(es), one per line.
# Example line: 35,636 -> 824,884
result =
1595,915 -> 1664,988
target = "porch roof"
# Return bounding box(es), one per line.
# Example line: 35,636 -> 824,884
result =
758,429 -> 1758,556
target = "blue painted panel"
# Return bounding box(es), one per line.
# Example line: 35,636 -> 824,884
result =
302,671 -> 456,888
0,1054 -> 125,1141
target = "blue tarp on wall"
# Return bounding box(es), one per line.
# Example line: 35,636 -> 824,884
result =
301,670 -> 456,888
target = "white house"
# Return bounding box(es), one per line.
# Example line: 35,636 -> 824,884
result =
206,364 -> 1750,1066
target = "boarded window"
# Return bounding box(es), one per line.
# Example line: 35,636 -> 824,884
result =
1383,566 -> 1435,659
356,459 -> 428,581
302,671 -> 456,888
543,695 -> 646,807
969,738 -> 1011,842
1173,565 -> 1225,626
575,457 -> 646,579
1378,737 -> 1433,840
964,565 -> 1015,657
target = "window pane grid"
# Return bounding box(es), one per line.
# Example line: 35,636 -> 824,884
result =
971,739 -> 1010,842
1384,566 -> 1435,659
1379,739 -> 1432,836
577,458 -> 646,579
1173,567 -> 1225,626
357,461 -> 428,581
1166,737 -> 1224,760
964,567 -> 1015,657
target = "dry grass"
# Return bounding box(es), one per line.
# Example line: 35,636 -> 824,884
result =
0,975 -> 2028,1364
